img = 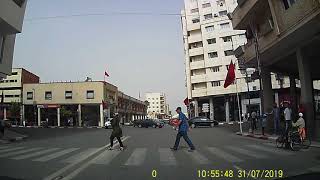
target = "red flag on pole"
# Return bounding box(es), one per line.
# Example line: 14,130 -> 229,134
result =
224,61 -> 236,88
184,98 -> 189,106
105,71 -> 109,77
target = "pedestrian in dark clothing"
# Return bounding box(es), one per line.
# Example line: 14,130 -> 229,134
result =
269,103 -> 280,135
171,107 -> 195,152
108,113 -> 124,151
0,119 -> 5,138
251,111 -> 257,132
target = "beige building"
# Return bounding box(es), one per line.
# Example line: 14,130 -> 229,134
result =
145,92 -> 170,119
231,0 -> 320,139
0,68 -> 39,121
23,81 -> 147,127
0,0 -> 28,79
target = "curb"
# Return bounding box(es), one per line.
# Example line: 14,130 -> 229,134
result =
11,125 -> 104,129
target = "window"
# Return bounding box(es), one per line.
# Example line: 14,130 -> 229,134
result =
207,38 -> 216,44
202,3 -> 211,8
204,14 -> 213,20
208,52 -> 218,58
220,22 -> 230,29
65,91 -> 72,99
0,34 -> 5,63
222,36 -> 232,42
190,8 -> 199,13
217,0 -> 225,6
45,91 -> 52,100
224,50 -> 234,56
282,0 -> 297,9
192,18 -> 200,23
253,86 -> 257,91
205,25 -> 214,32
27,92 -> 33,100
11,72 -> 18,75
219,10 -> 227,16
211,81 -> 221,87
86,90 -> 94,99
210,66 -> 220,72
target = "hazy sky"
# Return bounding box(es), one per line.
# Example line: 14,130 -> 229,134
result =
13,0 -> 187,112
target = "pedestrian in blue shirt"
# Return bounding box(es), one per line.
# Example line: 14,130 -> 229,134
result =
171,107 -> 195,152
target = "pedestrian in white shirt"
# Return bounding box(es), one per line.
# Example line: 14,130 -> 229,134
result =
284,103 -> 292,135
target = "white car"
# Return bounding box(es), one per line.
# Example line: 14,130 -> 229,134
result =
105,118 -> 112,129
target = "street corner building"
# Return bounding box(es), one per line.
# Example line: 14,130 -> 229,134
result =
0,0 -> 28,79
231,0 -> 320,139
145,92 -> 171,119
22,81 -> 148,127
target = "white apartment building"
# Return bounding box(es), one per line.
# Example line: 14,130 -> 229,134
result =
145,92 -> 170,119
181,0 -> 319,122
0,0 -> 28,79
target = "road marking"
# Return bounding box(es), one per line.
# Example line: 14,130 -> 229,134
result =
125,148 -> 147,166
159,148 -> 177,165
91,149 -> 121,165
12,148 -> 60,160
61,148 -> 100,163
0,147 -> 25,153
308,165 -> 320,172
33,148 -> 80,162
61,136 -> 130,180
226,146 -> 268,159
207,147 -> 243,163
0,147 -> 43,158
246,144 -> 293,156
0,145 -> 11,149
184,150 -> 210,165
43,136 -> 130,180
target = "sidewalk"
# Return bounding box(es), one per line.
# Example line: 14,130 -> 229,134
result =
236,131 -> 320,148
0,129 -> 28,144
11,125 -> 104,129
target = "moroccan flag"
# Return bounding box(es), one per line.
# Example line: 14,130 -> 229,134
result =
184,98 -> 189,106
224,61 -> 236,88
105,71 -> 109,77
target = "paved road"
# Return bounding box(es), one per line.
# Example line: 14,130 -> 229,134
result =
0,125 -> 320,180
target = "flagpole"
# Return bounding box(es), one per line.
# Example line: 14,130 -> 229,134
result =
235,77 -> 243,134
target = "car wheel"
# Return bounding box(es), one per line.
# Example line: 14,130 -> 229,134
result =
210,123 -> 215,127
191,124 -> 196,128
138,124 -> 142,128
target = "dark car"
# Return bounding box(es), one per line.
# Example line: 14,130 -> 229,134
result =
188,117 -> 218,128
133,119 -> 163,128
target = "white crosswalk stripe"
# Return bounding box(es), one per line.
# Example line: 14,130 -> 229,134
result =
184,150 -> 210,165
91,150 -> 121,165
61,148 -> 100,163
125,148 -> 147,166
0,147 -> 25,153
159,148 -> 177,165
0,146 -> 11,149
207,147 -> 243,163
33,148 -> 80,162
0,147 -> 43,158
226,146 -> 268,159
246,144 -> 294,156
12,148 -> 60,160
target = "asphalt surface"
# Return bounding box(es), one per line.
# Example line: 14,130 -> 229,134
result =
0,125 -> 320,180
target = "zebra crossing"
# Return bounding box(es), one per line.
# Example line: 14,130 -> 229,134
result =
0,143 -> 300,166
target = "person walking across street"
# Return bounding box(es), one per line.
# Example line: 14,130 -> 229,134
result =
171,107 -> 195,152
108,113 -> 124,151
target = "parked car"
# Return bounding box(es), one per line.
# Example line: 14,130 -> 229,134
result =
188,117 -> 218,128
105,118 -> 112,129
124,121 -> 134,126
133,119 -> 163,128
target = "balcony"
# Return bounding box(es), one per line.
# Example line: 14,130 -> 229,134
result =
189,47 -> 203,56
0,0 -> 27,34
192,88 -> 207,98
190,60 -> 205,70
191,74 -> 206,83
188,34 -> 202,43
187,23 -> 201,31
231,0 -> 267,30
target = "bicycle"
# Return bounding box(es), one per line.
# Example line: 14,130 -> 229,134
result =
276,128 -> 311,151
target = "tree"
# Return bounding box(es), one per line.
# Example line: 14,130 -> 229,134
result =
60,107 -> 73,126
10,102 -> 21,124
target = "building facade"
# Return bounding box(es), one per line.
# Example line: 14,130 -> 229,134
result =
0,68 -> 39,120
145,92 -> 170,119
22,81 -> 147,127
231,0 -> 320,139
0,0 -> 28,79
